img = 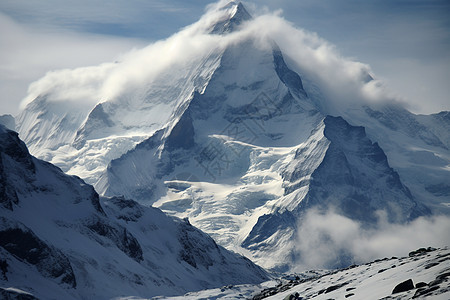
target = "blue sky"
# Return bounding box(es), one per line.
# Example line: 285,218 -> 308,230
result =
0,0 -> 449,115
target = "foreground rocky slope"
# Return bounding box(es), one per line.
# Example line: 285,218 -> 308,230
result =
160,247 -> 450,299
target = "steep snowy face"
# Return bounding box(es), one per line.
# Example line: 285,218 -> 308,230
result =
239,116 -> 429,270
0,125 -> 268,299
16,96 -> 93,159
15,3 -> 242,185
299,116 -> 429,223
16,44 -> 224,185
98,34 -> 319,201
98,26 -> 430,271
13,1 -> 449,273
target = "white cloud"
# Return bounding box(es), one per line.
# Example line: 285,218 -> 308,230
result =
372,57 -> 450,114
294,208 -> 450,271
251,0 -> 450,114
0,12 -> 146,115
240,14 -> 394,115
16,4 -> 396,117
2,1 -> 449,116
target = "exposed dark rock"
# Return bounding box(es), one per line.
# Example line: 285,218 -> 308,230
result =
178,221 -> 216,269
425,262 -> 440,269
285,115 -> 430,228
241,210 -> 296,253
273,44 -> 306,98
413,285 -> 440,298
165,110 -> 195,151
89,189 -> 106,216
106,196 -> 144,222
0,221 -> 76,288
0,127 -> 35,172
409,247 -> 436,257
436,271 -> 450,281
429,271 -> 450,286
87,218 -> 143,262
415,282 -> 428,288
0,259 -> 8,280
325,282 -> 349,293
0,156 -> 19,210
392,279 -> 414,294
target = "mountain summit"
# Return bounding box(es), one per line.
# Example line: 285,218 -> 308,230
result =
15,2 -> 449,271
210,1 -> 252,34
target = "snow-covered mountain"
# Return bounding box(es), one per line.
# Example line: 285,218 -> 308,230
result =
15,1 -> 449,271
0,124 -> 268,299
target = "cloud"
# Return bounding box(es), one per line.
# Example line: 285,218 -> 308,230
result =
372,57 -> 450,114
2,1 -> 449,116
17,3 -> 396,117
239,13 -> 392,115
0,12 -> 146,114
252,0 -> 450,114
294,208 -> 450,271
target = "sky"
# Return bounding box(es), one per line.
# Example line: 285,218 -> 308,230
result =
0,0 -> 449,116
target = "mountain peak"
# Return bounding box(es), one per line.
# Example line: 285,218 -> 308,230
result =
210,1 -> 252,34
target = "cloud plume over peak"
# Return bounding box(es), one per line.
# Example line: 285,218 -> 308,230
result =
19,1 -> 395,116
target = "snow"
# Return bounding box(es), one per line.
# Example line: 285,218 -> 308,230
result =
265,248 -> 450,300
86,24 -> 439,272
0,124 -> 268,300
11,0 -> 450,281
146,247 -> 450,300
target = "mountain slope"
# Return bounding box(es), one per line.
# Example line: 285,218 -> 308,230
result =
164,247 -> 450,300
0,124 -> 268,300
261,247 -> 450,300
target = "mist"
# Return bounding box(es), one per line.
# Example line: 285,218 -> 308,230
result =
293,209 -> 450,271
